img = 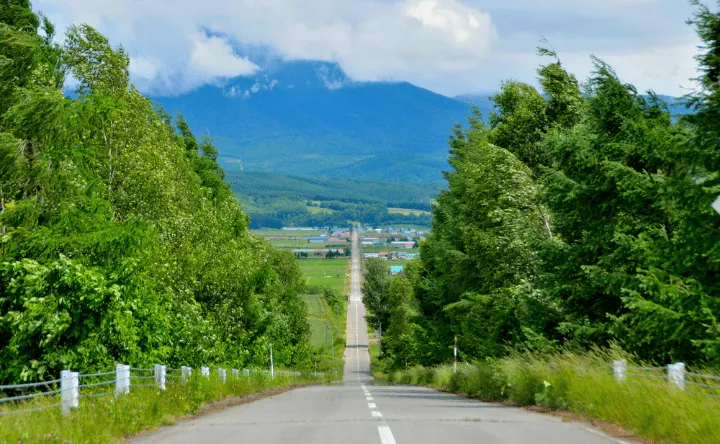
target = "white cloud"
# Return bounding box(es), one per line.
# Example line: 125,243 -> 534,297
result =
34,0 -> 496,95
130,57 -> 160,79
34,0 -> 702,97
189,33 -> 259,78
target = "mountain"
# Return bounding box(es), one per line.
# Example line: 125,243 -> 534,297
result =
155,61 -> 484,183
155,61 -> 690,185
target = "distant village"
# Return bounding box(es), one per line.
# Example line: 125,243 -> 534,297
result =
276,226 -> 426,272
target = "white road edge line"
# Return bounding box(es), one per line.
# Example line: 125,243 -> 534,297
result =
378,425 -> 396,444
580,426 -> 631,444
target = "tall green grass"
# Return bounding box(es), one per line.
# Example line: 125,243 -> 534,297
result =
0,372 -> 329,443
379,351 -> 720,443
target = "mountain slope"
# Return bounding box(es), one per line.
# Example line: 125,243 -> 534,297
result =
155,61 -> 480,183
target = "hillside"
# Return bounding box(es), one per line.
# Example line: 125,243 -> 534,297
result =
228,171 -> 437,228
155,61 -> 484,183
227,171 -> 438,204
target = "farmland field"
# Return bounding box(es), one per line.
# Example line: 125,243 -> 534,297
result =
388,207 -> 432,216
299,258 -> 349,349
361,245 -> 420,254
299,258 -> 349,295
252,228 -> 326,237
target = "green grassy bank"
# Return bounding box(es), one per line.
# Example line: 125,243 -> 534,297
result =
375,351 -> 720,444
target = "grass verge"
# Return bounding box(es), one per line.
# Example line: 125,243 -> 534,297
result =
376,350 -> 720,444
1,372 -> 329,443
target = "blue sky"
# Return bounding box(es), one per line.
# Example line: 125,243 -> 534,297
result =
34,0 -> 703,97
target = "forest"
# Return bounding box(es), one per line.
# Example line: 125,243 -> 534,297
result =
228,171 -> 434,228
0,1 -> 311,384
368,2 -> 720,371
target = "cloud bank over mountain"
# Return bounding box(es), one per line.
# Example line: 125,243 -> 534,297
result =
36,0 -> 700,97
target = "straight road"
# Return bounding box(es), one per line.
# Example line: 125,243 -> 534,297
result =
134,230 -> 621,444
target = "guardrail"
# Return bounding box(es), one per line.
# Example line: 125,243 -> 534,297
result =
612,359 -> 720,398
0,364 -> 317,417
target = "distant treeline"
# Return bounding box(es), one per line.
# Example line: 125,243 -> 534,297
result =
246,198 -> 431,229
227,171 -> 439,203
228,171 -> 436,228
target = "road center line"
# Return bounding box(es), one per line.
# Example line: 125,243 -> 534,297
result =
371,410 -> 383,418
378,425 -> 396,444
368,402 -> 376,409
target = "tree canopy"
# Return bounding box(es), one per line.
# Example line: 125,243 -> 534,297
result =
373,2 -> 720,371
0,3 -> 310,383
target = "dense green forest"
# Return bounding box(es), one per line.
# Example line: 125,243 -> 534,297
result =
0,1 -> 311,383
368,3 -> 720,371
228,171 -> 434,228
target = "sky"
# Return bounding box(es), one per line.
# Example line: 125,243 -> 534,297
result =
33,0 -> 703,98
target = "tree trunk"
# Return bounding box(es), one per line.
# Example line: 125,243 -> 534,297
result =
1,186 -> 5,260
535,202 -> 554,238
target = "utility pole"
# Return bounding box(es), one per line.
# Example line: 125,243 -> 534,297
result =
453,335 -> 458,374
378,321 -> 382,357
270,342 -> 274,379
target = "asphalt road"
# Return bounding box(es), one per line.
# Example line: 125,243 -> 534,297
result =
133,232 -> 622,444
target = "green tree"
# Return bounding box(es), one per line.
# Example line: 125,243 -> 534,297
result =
362,258 -> 391,330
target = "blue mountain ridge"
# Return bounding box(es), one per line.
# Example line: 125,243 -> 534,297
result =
154,61 -> 488,183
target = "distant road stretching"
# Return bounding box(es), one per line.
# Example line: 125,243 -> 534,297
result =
133,231 -> 621,444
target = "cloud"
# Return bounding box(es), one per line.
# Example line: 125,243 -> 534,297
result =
34,0 -> 702,97
189,33 -> 259,78
129,57 -> 160,79
34,0 -> 496,95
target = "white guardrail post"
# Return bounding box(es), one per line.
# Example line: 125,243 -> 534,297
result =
243,368 -> 250,376
668,362 -> 686,390
116,364 -> 130,396
218,368 -> 226,383
181,366 -> 192,383
612,359 -> 627,382
154,364 -> 167,390
201,366 -> 210,378
232,369 -> 239,379
60,370 -> 78,415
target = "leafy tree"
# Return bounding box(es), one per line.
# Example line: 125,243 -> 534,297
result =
362,258 -> 391,330
0,10 -> 313,383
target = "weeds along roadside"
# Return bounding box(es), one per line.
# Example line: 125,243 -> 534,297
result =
375,350 -> 720,444
0,371 -> 334,443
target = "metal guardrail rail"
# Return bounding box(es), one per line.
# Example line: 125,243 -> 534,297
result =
612,359 -> 720,398
0,364 -> 311,417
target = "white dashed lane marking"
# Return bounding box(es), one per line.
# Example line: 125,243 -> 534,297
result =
378,425 -> 397,444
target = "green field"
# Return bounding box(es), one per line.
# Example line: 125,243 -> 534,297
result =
266,239 -> 320,248
361,245 -> 420,254
252,228 -> 327,237
299,258 -> 349,295
305,294 -> 338,348
386,260 -> 411,270
299,258 -> 349,349
388,208 -> 432,216
307,205 -> 336,215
